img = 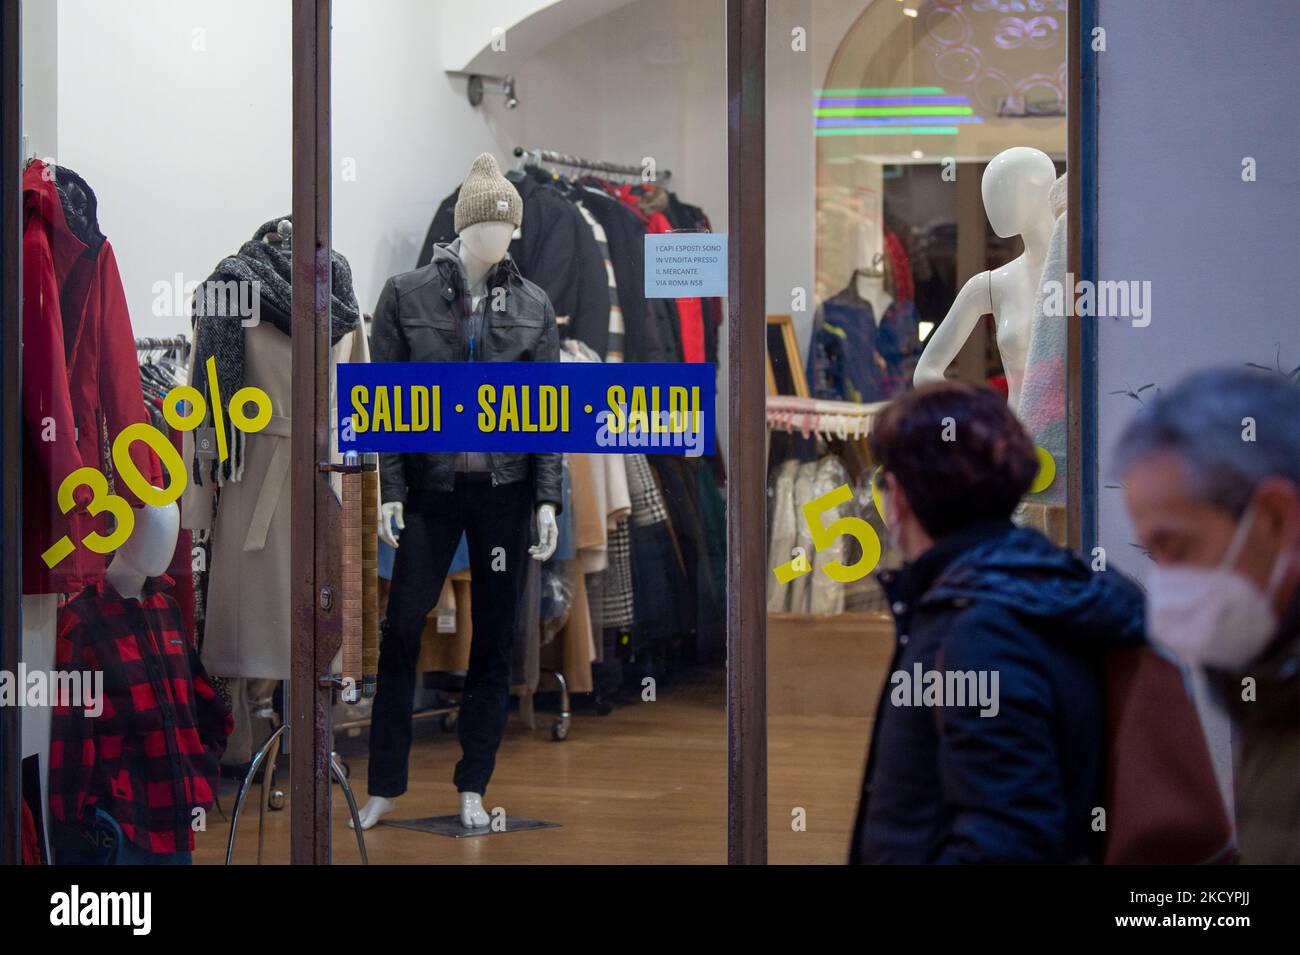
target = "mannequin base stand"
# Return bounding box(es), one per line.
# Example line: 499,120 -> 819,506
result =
225,722 -> 369,864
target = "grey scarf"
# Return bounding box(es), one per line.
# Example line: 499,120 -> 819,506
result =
191,216 -> 359,484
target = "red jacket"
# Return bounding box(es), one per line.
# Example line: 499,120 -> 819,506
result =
22,160 -> 160,594
616,184 -> 707,364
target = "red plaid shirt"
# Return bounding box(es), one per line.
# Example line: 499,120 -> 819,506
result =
49,574 -> 231,854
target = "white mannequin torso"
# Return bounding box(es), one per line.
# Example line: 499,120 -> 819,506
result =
105,502 -> 180,600
855,273 -> 893,326
913,146 -> 1056,410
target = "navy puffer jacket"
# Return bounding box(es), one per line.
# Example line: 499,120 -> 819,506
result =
850,520 -> 1144,864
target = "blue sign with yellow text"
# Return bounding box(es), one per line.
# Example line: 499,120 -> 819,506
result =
338,361 -> 715,456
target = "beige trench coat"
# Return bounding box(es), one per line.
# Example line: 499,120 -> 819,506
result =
182,321 -> 370,679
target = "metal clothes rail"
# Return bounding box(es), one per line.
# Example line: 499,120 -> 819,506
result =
513,146 -> 672,182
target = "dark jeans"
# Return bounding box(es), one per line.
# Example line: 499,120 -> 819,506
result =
369,474 -> 533,798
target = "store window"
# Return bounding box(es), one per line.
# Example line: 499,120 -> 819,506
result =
9,0 -> 737,866
14,0 -> 293,864
765,0 -> 1069,863
324,0 -> 732,863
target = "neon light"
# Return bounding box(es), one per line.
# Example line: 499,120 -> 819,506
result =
817,116 -> 983,127
816,106 -> 974,117
814,126 -> 961,137
817,96 -> 970,107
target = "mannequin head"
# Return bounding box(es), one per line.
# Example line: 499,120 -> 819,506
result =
981,146 -> 1056,239
459,220 -> 515,268
108,502 -> 180,585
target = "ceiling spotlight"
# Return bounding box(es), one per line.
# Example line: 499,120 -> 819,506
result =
467,74 -> 519,110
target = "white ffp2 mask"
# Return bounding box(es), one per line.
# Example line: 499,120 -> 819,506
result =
1146,504 -> 1290,670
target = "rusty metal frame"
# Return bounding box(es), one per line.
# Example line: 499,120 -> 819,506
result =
726,0 -> 767,865
290,0 -> 342,865
1068,0 -> 1099,554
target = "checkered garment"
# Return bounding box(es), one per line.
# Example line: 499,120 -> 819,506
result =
49,575 -> 232,854
602,518 -> 635,629
578,202 -> 624,362
626,453 -> 669,525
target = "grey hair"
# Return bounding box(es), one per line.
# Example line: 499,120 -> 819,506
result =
1112,366 -> 1300,515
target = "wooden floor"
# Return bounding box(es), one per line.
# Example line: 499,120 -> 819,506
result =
195,670 -> 871,865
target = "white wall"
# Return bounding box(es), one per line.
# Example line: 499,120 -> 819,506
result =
51,0 -> 499,336
1095,0 -> 1300,810
21,0 -> 57,160
55,0 -> 292,338
332,0 -> 499,316
766,0 -> 815,351
1095,0 -> 1300,579
486,0 -> 732,451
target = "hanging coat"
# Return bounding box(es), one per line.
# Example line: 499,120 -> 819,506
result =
181,321 -> 371,679
21,160 -> 162,595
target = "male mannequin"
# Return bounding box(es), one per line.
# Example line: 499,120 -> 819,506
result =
913,146 -> 1056,411
358,154 -> 561,831
377,220 -> 556,558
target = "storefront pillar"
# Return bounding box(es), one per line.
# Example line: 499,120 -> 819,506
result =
290,0 -> 341,866
726,0 -> 767,866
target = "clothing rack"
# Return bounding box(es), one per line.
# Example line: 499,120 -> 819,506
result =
513,146 -> 672,182
136,335 -> 189,354
766,394 -> 887,441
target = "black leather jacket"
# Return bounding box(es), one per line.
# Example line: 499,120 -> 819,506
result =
370,240 -> 563,512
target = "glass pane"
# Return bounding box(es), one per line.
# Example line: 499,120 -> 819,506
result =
767,0 -> 1068,863
328,0 -> 729,862
19,0 -> 291,864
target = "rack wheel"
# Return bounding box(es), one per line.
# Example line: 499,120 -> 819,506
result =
269,789 -> 286,810
441,711 -> 458,732
551,718 -> 569,741
335,758 -> 351,779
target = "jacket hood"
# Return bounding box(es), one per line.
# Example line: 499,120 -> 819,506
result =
430,237 -> 521,289
23,159 -> 91,277
922,525 -> 1146,648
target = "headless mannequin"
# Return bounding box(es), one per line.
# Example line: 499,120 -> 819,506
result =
362,219 -> 558,831
912,146 -> 1056,411
105,502 -> 180,600
855,270 -> 893,326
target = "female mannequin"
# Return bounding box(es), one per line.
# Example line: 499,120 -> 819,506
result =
913,146 -> 1056,411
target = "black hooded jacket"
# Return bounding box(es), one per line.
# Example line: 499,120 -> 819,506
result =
850,520 -> 1145,864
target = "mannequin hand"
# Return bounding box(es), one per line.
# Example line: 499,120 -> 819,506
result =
380,502 -> 405,548
529,504 -> 558,561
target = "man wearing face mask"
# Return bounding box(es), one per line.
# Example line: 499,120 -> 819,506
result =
1115,367 -> 1300,864
850,382 -> 1144,864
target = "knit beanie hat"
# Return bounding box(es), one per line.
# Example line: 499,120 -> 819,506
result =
454,153 -> 523,233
